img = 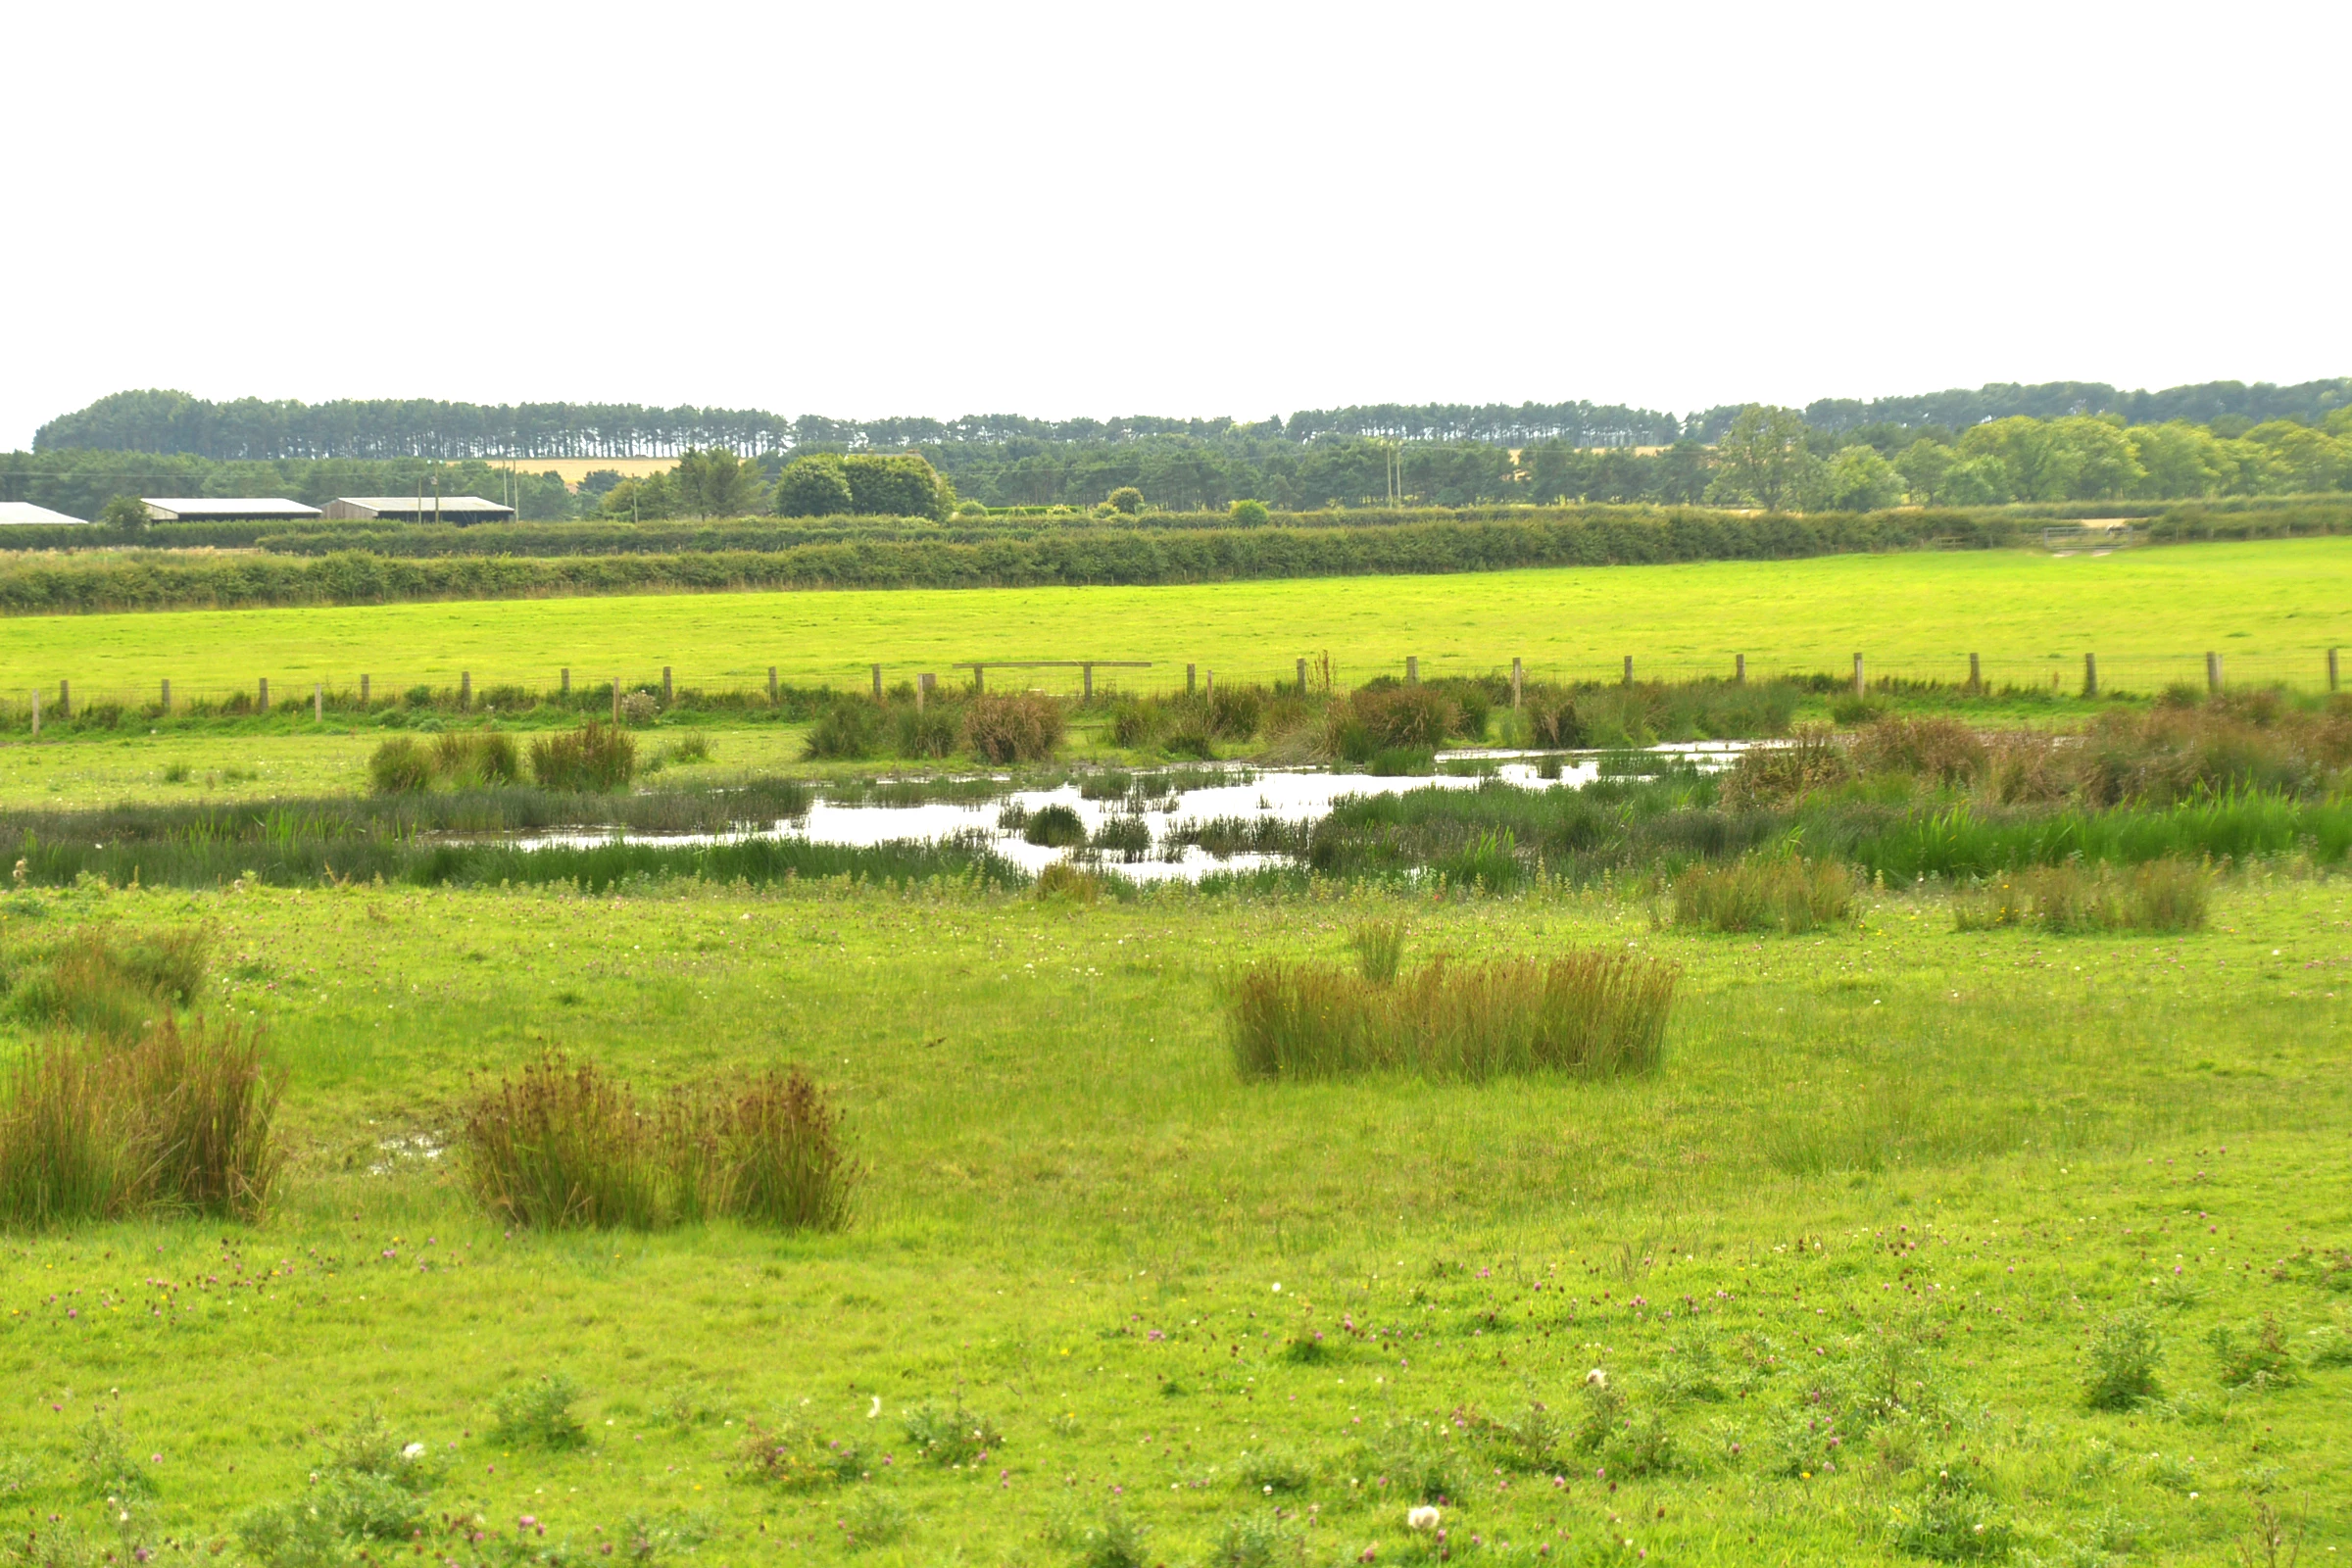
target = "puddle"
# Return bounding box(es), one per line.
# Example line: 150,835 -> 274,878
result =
508,743 -> 1751,882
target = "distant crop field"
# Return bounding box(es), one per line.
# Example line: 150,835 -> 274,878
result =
0,538 -> 2345,705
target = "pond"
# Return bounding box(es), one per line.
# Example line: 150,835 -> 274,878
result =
511,743 -> 1750,882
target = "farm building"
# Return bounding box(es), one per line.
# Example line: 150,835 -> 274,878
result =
141,497 -> 322,522
322,495 -> 516,524
0,502 -> 89,525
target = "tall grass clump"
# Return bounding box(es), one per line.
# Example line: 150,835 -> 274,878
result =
1672,855 -> 1853,934
431,728 -> 520,787
368,735 -> 433,794
527,722 -> 637,791
1716,726 -> 1852,808
5,925 -> 210,1040
1952,858 -> 2210,933
1228,951 -> 1677,1081
1347,919 -> 1405,983
460,1054 -> 858,1231
962,692 -> 1064,762
802,701 -> 884,760
0,1015 -> 283,1228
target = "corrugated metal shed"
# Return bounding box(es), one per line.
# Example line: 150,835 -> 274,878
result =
322,496 -> 517,523
142,498 -> 323,522
0,502 -> 89,525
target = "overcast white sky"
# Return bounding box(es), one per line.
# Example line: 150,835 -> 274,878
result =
6,1 -> 2347,447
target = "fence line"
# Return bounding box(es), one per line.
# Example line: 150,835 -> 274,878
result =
0,645 -> 2341,724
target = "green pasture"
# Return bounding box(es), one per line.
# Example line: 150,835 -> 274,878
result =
0,874 -> 2346,1561
1,540 -> 2346,706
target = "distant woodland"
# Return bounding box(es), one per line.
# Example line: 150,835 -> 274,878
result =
7,379 -> 2350,521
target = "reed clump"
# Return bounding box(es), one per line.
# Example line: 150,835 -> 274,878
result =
1952,858 -> 2210,933
961,692 -> 1065,763
527,722 -> 637,791
0,1015 -> 283,1228
459,1054 -> 858,1231
1717,726 -> 1853,808
1673,856 -> 1854,934
1228,950 -> 1677,1081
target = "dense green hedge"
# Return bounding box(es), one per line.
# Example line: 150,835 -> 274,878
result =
0,509 -> 2033,612
0,497 -> 2342,612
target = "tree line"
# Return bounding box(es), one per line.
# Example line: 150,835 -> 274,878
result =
13,403 -> 2352,522
36,378 -> 2350,465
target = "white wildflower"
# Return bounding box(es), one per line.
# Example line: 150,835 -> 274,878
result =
1406,1506 -> 1441,1532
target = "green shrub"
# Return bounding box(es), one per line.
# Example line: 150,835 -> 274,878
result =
1673,856 -> 1853,934
2082,1312 -> 2162,1409
733,1417 -> 865,1490
490,1372 -> 588,1449
901,1400 -> 1002,1465
1228,498 -> 1270,525
368,736 -> 432,794
1228,950 -> 1678,1081
2208,1315 -> 2301,1389
528,722 -> 637,791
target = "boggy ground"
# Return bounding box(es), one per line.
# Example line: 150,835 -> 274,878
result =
0,872 -> 2346,1564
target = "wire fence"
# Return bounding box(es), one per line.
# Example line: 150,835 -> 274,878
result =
0,645 -> 2339,729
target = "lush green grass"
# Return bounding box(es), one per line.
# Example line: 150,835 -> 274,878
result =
1,539 -> 2346,706
0,873 -> 2345,1562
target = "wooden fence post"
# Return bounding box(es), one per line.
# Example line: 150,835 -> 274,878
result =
661,666 -> 672,704
257,677 -> 269,713
1852,654 -> 1865,697
917,673 -> 933,711
58,679 -> 69,718
160,678 -> 172,713
1968,653 -> 1981,692
1511,657 -> 1523,710
314,682 -> 323,722
1187,663 -> 1197,696
868,663 -> 880,702
1622,656 -> 1633,686
2206,651 -> 2223,693
2082,653 -> 2098,698
360,673 -> 369,707
459,670 -> 470,710
1082,663 -> 1094,702
1296,657 -> 1307,694
559,668 -> 569,699
1405,656 -> 1418,685
1734,654 -> 1745,685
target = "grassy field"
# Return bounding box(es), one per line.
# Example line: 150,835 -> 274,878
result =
0,873 -> 2346,1563
1,540 -> 2346,705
